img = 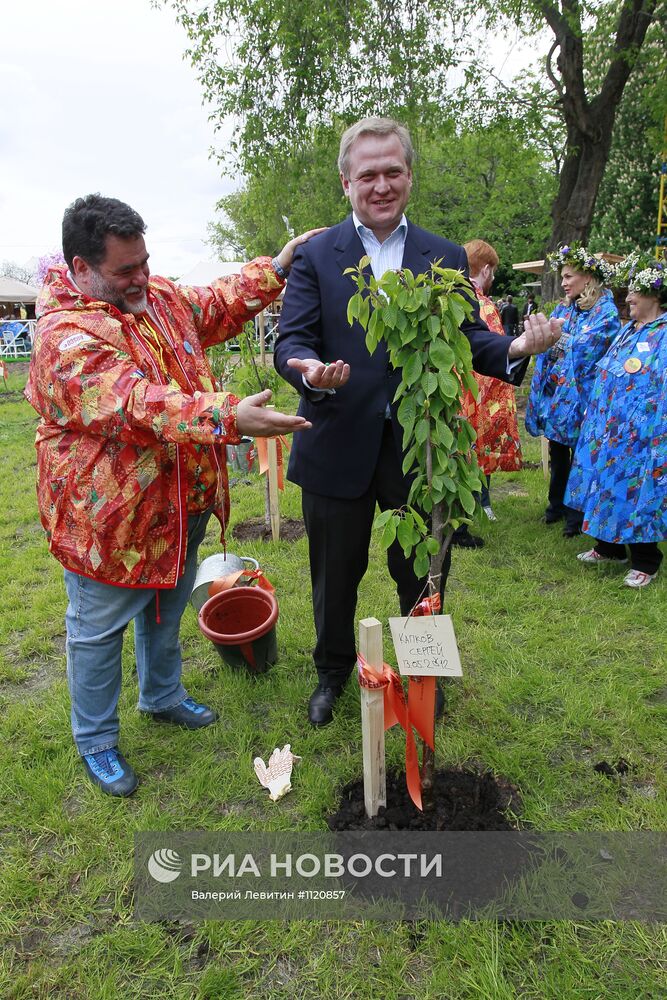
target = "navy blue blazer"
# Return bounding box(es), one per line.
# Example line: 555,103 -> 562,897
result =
274,216 -> 527,499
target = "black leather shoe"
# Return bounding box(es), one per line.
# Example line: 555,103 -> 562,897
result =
451,529 -> 485,549
308,684 -> 342,726
563,525 -> 582,538
150,697 -> 218,729
544,511 -> 565,524
435,682 -> 445,720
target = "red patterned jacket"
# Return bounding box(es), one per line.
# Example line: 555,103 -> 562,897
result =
461,283 -> 522,475
25,261 -> 283,587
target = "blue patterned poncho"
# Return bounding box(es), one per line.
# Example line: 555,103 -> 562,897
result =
566,313 -> 667,544
525,290 -> 621,446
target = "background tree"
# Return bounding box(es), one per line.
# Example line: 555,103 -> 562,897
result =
209,117 -> 557,294
588,13 -> 667,254
1,260 -> 36,285
166,0 -> 662,300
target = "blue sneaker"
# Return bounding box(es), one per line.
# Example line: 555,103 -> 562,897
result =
82,747 -> 138,797
150,697 -> 218,730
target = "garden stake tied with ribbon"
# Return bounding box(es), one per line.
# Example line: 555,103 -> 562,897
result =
255,427 -> 290,542
357,642 -> 435,814
357,599 -> 442,817
237,322 -> 287,541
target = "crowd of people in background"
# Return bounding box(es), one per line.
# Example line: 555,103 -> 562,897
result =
466,241 -> 665,590
522,245 -> 665,588
421,236 -> 666,596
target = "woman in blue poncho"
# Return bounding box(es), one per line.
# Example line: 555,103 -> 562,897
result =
568,252 -> 666,588
526,245 -> 621,536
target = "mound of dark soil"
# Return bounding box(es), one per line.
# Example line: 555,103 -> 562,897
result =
327,767 -> 521,831
232,517 -> 306,542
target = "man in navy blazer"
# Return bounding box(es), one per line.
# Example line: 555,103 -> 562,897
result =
274,117 -> 561,725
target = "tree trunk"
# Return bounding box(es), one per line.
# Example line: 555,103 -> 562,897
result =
541,118 -> 615,302
538,0 -> 657,303
419,486 -> 453,810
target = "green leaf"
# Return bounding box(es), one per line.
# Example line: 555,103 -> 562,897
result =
384,302 -> 398,328
438,371 -> 459,399
421,370 -> 438,396
415,417 -> 430,445
403,351 -> 423,387
426,536 -> 440,555
429,338 -> 456,371
414,545 -> 429,580
397,517 -> 417,556
374,509 -> 395,530
380,517 -> 398,550
358,296 -> 370,330
397,394 -> 417,445
410,508 -> 427,534
458,485 -> 476,515
402,443 -> 418,475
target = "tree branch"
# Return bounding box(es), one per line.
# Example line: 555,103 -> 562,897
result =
595,0 -> 658,113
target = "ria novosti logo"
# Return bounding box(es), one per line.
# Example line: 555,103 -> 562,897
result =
148,849 -> 183,883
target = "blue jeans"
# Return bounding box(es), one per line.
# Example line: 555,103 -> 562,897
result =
480,474 -> 491,508
64,510 -> 212,756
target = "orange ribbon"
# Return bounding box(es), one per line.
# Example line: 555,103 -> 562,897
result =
412,593 -> 441,616
357,654 -> 435,812
256,435 -> 290,490
407,593 -> 440,762
356,593 -> 441,811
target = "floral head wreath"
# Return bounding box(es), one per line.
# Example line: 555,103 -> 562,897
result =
612,250 -> 666,297
546,242 -> 614,284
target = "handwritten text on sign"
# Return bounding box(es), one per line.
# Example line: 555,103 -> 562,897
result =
388,615 -> 462,677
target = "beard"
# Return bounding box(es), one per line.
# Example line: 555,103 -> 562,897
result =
88,271 -> 147,315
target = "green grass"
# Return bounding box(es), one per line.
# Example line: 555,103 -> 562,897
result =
0,367 -> 665,998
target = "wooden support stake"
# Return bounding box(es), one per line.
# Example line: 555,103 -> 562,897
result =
359,617 -> 386,818
258,309 -> 266,366
266,407 -> 280,542
541,436 -> 549,480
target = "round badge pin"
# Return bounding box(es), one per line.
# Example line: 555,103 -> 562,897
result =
623,357 -> 641,374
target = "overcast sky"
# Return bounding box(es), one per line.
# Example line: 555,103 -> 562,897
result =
1,0 -> 234,278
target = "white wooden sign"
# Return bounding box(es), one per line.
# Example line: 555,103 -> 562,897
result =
388,614 -> 462,677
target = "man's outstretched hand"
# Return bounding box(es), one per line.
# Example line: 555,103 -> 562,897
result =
236,389 -> 312,436
287,357 -> 351,390
508,312 -> 565,359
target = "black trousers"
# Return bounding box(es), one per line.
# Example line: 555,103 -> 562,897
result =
302,422 -> 451,688
594,540 -> 663,575
547,440 -> 583,531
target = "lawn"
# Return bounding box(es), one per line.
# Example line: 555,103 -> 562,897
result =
0,362 -> 665,999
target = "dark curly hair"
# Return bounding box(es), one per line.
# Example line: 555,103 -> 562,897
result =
62,194 -> 146,269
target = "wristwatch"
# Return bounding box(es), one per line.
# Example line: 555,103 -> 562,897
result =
271,257 -> 288,280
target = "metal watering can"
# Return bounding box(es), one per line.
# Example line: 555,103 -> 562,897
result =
190,552 -> 260,612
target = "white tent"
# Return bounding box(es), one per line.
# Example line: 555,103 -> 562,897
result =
0,276 -> 39,303
175,261 -> 246,286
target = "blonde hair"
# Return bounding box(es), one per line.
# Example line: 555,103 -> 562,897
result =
577,276 -> 604,310
338,117 -> 414,178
